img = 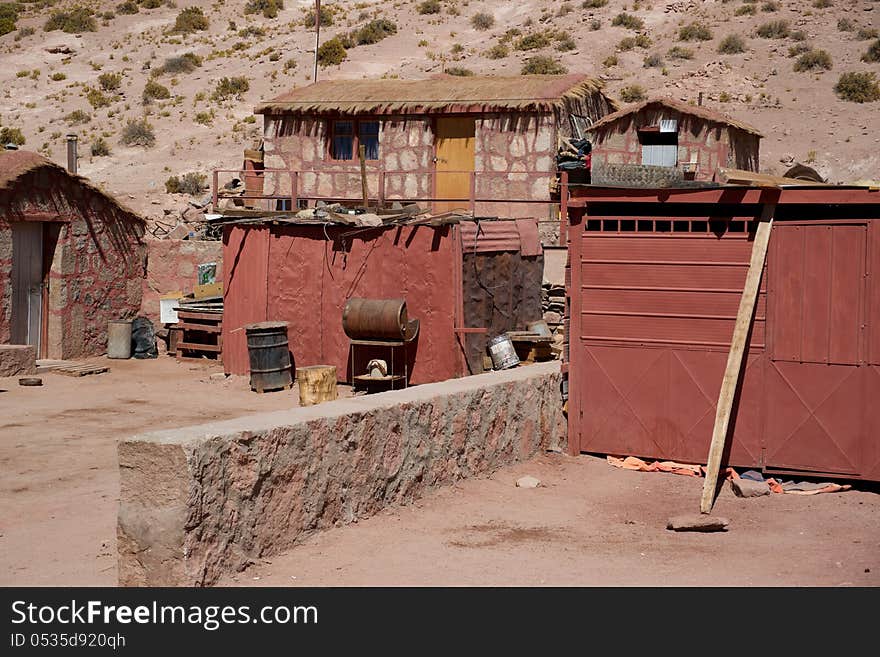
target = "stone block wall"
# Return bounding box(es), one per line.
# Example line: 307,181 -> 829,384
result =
0,224 -> 12,344
140,239 -> 223,325
117,362 -> 565,586
0,344 -> 36,376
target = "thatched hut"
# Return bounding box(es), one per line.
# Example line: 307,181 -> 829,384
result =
249,75 -> 616,243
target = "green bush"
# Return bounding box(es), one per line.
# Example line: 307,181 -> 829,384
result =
812,0 -> 832,7
485,43 -> 509,59
471,11 -> 493,31
521,55 -> 567,75
0,2 -> 18,36
602,54 -> 618,67
165,172 -> 206,195
762,1 -> 779,12
117,1 -> 138,14
301,4 -> 333,26
156,52 -> 203,75
612,12 -> 644,31
172,7 -> 208,34
351,19 -> 397,45
643,53 -> 664,68
794,49 -> 832,72
857,28 -> 879,41
619,85 -> 647,102
238,25 -> 265,38
120,118 -> 155,147
862,39 -> 880,63
212,76 -> 250,100
86,87 -> 112,108
13,25 -> 34,40
0,126 -> 26,146
515,31 -> 551,51
64,109 -> 91,125
834,71 -> 880,103
679,21 -> 712,41
582,0 -> 607,7
417,0 -> 440,15
788,43 -> 811,57
837,18 -> 854,32
143,79 -> 170,102
194,110 -> 213,125
445,66 -> 474,77
44,7 -> 97,33
245,0 -> 283,19
618,34 -> 651,51
141,0 -> 163,8
98,72 -> 123,91
90,137 -> 110,157
756,20 -> 789,39
556,34 -> 576,51
735,5 -> 756,16
790,30 -> 807,41
316,37 -> 346,67
667,46 -> 694,59
50,72 -> 67,81
718,34 -> 747,54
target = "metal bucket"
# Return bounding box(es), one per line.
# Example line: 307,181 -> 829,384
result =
527,320 -> 551,337
487,334 -> 520,370
107,319 -> 132,359
342,298 -> 408,341
245,321 -> 293,393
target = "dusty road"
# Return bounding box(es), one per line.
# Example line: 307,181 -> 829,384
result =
0,356 -> 312,586
223,453 -> 880,587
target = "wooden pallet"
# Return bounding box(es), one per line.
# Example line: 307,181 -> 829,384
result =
52,362 -> 110,377
175,309 -> 223,362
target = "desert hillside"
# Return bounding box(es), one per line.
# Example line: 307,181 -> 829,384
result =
1,0 -> 878,225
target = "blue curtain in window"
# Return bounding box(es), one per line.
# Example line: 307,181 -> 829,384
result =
359,121 -> 380,160
332,121 -> 353,160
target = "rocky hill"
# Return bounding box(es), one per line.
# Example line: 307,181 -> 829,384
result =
1,0 -> 878,227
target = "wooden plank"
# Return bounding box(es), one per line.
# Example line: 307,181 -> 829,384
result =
700,208 -> 774,514
175,311 -> 224,321
176,322 -> 222,333
177,342 -> 222,352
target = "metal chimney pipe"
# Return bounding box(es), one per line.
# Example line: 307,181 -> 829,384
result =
66,134 -> 78,174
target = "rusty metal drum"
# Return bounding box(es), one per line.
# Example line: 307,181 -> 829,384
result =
245,321 -> 293,393
342,298 -> 408,341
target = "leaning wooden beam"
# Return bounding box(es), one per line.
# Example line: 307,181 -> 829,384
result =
700,203 -> 775,514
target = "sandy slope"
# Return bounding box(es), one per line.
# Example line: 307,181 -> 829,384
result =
1,0 -> 878,224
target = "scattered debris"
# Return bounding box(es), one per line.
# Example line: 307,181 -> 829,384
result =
52,362 -> 110,377
18,377 -> 42,386
730,478 -> 770,498
516,475 -> 541,489
667,514 -> 729,533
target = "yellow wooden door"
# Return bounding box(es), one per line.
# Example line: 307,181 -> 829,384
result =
434,117 -> 475,214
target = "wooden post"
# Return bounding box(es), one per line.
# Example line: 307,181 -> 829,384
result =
212,170 -> 219,210
560,170 -> 569,246
359,144 -> 368,208
468,171 -> 476,215
378,170 -> 386,207
291,171 -> 298,211
700,205 -> 775,514
297,365 -> 338,406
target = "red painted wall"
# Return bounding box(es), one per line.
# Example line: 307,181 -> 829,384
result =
565,188 -> 880,480
222,223 -> 458,385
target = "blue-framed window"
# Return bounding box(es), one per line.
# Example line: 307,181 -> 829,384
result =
359,121 -> 380,160
330,120 -> 354,160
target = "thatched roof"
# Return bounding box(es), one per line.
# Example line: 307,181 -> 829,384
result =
256,74 -> 614,116
0,149 -> 144,222
587,97 -> 762,137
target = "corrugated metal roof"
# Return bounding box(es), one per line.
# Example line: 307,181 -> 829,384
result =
460,220 -> 522,253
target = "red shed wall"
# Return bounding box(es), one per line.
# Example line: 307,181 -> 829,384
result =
222,224 -> 458,385
566,192 -> 880,480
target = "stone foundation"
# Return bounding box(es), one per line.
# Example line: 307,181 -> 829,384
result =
0,344 -> 36,377
118,362 -> 565,586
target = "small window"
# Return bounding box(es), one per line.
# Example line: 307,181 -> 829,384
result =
331,120 -> 354,160
359,121 -> 380,160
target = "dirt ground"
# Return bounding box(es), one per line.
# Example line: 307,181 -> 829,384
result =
0,355 -> 327,586
2,358 -> 878,587
222,453 -> 880,587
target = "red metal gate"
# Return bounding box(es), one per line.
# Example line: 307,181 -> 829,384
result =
566,186 -> 880,480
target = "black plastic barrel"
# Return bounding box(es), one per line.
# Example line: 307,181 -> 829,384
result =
244,321 -> 293,393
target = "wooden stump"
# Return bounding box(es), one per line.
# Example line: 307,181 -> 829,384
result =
297,365 -> 338,406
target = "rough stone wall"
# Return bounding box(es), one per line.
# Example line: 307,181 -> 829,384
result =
140,239 -> 223,324
474,112 -> 556,221
117,362 -> 565,586
1,179 -> 145,359
0,344 -> 36,376
0,223 -> 12,344
262,115 -> 434,202
590,117 -> 759,181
